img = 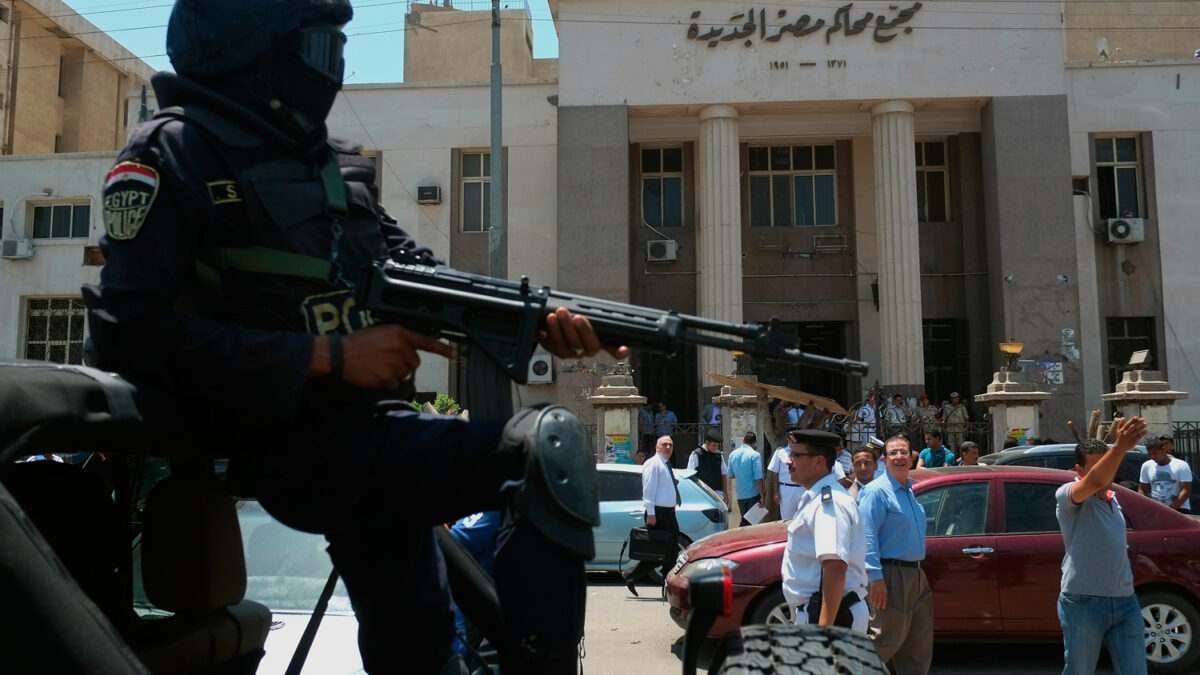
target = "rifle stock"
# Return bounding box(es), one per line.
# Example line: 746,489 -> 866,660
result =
357,260 -> 870,384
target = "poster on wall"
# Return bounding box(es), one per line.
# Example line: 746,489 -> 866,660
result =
606,434 -> 633,464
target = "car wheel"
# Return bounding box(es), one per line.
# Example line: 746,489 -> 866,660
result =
714,624 -> 887,674
648,535 -> 691,585
745,586 -> 796,626
1141,590 -> 1200,673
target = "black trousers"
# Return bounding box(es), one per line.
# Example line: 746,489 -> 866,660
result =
624,506 -> 680,582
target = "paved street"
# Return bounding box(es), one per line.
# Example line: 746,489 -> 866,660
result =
582,573 -> 1112,674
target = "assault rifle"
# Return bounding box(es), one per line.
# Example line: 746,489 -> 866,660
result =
357,260 -> 869,400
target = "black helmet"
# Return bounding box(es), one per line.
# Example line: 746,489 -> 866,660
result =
167,0 -> 353,78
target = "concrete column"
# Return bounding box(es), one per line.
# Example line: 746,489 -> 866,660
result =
590,363 -> 647,464
1101,370 -> 1188,437
697,104 -> 743,387
975,369 -> 1052,452
716,385 -> 757,527
871,100 -> 924,396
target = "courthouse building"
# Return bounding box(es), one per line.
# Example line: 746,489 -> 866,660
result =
1,0 -> 1197,439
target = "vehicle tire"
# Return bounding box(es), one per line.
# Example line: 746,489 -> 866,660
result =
714,624 -> 887,674
744,586 -> 797,626
1140,590 -> 1200,673
648,535 -> 691,585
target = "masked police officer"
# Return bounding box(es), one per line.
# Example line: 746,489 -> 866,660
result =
82,1 -> 625,672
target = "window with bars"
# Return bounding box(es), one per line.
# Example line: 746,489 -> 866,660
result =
748,145 -> 836,227
25,298 -> 86,364
1095,137 -> 1143,219
641,147 -> 684,228
31,203 -> 91,239
916,141 -> 948,223
460,152 -> 491,233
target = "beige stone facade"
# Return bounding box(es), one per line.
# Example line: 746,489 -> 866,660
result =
1,0 -> 154,155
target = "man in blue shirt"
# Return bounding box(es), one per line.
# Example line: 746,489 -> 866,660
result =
859,435 -> 931,675
728,431 -> 765,526
916,430 -> 955,468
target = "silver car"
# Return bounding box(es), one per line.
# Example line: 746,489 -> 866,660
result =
590,463 -> 729,580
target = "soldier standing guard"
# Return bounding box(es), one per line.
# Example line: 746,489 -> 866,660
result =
83,1 -> 626,671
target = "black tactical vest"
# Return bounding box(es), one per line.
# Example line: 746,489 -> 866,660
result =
693,449 -> 723,493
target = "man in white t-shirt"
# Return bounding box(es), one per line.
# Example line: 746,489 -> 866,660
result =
769,442 -> 806,521
1139,436 -> 1193,512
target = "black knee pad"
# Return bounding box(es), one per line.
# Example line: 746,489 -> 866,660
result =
495,404 -> 599,560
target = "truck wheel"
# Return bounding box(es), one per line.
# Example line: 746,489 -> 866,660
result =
715,624 -> 887,674
1141,590 -> 1200,673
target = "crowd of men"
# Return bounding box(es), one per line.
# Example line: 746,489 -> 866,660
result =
627,404 -> 1190,674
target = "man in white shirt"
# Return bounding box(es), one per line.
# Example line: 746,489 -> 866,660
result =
769,441 -> 807,521
622,435 -> 681,596
687,429 -> 730,505
1139,436 -> 1193,512
781,429 -> 869,633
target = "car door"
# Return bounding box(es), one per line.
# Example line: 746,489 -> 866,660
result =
915,479 -> 1002,633
594,469 -> 646,566
994,478 -> 1067,635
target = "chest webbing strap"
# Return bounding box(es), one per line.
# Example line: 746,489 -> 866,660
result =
195,148 -> 347,291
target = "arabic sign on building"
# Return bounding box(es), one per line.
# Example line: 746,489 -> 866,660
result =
687,2 -> 923,48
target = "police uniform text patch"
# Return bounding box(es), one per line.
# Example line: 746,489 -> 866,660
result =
207,180 -> 242,205
103,161 -> 159,240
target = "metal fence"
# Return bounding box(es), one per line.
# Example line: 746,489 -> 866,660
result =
1171,421 -> 1200,468
845,419 -> 994,456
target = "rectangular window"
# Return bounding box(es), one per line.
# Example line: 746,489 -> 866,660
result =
923,319 -> 970,404
30,203 -> 90,239
641,147 -> 684,227
24,298 -> 87,364
1106,317 -> 1156,391
460,152 -> 491,233
1095,136 -> 1143,219
748,144 -> 836,227
1003,482 -> 1061,534
915,141 -> 948,223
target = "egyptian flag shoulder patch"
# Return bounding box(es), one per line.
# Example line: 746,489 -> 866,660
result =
103,161 -> 159,240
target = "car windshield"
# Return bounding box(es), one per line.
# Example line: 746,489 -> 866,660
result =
237,501 -> 353,613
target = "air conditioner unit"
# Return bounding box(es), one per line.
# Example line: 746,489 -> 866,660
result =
416,185 -> 441,204
527,353 -> 554,384
1105,218 -> 1145,244
646,239 -> 678,262
0,239 -> 33,260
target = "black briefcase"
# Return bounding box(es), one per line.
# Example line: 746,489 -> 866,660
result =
628,527 -> 673,561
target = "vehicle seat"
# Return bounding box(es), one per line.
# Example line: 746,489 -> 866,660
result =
128,474 -> 271,675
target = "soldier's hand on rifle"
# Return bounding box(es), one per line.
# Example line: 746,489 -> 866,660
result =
539,307 -> 630,361
312,325 -> 456,389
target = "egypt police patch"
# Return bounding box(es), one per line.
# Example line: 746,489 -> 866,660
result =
103,161 -> 159,240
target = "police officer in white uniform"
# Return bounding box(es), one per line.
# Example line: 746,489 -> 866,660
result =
780,429 -> 870,633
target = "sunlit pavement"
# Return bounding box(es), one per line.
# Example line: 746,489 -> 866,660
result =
582,573 -> 1113,674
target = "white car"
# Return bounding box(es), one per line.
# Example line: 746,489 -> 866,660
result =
590,463 -> 729,580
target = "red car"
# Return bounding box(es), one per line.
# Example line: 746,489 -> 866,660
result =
665,465 -> 1200,673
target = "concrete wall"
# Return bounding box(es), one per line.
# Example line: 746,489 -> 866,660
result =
0,152 -> 115,359
4,0 -> 152,155
327,80 -> 559,396
981,95 -> 1083,439
404,5 -> 535,83
558,0 -> 1065,107
1067,62 -> 1200,419
1064,1 -> 1200,63
11,19 -> 60,154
